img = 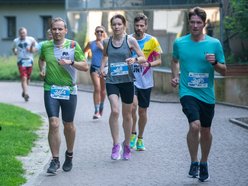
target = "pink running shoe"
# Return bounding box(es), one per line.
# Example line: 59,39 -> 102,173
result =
122,143 -> 131,160
111,144 -> 121,160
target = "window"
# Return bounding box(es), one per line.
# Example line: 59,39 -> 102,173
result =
6,16 -> 16,39
41,16 -> 52,39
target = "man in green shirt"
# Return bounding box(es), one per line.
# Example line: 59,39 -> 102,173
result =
39,17 -> 88,174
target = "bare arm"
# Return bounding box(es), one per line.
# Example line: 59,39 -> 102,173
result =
96,40 -> 104,51
58,59 -> 88,72
126,36 -> 146,65
38,57 -> 46,80
213,62 -> 227,76
142,54 -> 162,68
83,42 -> 91,59
206,54 -> 227,76
99,39 -> 109,77
29,41 -> 38,53
12,42 -> 17,55
171,58 -> 180,87
12,48 -> 17,55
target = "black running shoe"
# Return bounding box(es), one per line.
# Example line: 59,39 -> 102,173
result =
62,152 -> 73,172
188,162 -> 199,178
199,163 -> 210,182
24,94 -> 29,102
47,159 -> 60,174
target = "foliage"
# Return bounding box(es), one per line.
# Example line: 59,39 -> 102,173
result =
74,26 -> 88,50
224,0 -> 248,38
0,56 -> 41,81
0,103 -> 42,186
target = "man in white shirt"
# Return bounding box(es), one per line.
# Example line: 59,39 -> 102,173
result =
12,27 -> 37,101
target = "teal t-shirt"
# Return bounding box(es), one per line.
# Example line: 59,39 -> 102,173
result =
40,39 -> 85,92
173,34 -> 225,104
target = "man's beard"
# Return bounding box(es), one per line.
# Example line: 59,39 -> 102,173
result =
135,30 -> 142,37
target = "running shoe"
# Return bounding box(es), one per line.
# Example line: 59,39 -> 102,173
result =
93,112 -> 101,119
111,144 -> 121,160
199,162 -> 210,182
188,162 -> 199,178
24,94 -> 29,102
136,138 -> 146,151
47,159 -> 60,174
122,143 -> 131,160
62,151 -> 73,172
130,134 -> 137,149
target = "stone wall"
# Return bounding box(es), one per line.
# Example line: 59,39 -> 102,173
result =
215,76 -> 248,106
77,68 -> 248,107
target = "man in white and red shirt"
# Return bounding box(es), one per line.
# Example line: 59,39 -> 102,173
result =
12,27 -> 37,101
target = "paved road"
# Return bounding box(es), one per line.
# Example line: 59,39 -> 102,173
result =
0,82 -> 248,186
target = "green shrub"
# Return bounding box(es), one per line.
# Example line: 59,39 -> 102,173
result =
0,56 -> 40,81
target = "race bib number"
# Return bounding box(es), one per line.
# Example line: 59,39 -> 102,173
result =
188,72 -> 209,88
110,62 -> 128,76
21,59 -> 32,67
50,85 -> 70,100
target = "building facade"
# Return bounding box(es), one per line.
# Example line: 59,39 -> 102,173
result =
0,0 -> 65,56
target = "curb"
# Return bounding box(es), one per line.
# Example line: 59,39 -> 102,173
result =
229,118 -> 248,130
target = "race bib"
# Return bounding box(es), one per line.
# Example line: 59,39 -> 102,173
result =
21,59 -> 32,67
50,85 -> 70,100
188,72 -> 209,88
110,62 -> 129,76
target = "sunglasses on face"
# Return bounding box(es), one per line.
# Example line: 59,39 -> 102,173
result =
96,30 -> 104,34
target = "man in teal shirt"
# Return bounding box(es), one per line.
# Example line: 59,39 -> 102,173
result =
171,7 -> 226,182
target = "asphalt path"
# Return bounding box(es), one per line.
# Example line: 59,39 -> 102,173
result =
0,82 -> 247,186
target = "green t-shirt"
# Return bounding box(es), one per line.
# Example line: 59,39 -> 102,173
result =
173,34 -> 225,104
40,39 -> 85,92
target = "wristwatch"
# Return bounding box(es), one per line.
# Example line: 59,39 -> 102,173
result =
212,60 -> 217,66
71,60 -> 74,66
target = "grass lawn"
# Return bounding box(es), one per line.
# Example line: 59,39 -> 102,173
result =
0,103 -> 43,186
0,55 -> 40,81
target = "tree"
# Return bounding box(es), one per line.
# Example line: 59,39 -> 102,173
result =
224,0 -> 248,38
224,0 -> 248,63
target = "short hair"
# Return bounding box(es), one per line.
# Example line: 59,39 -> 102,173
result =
134,13 -> 148,25
50,17 -> 67,29
188,7 -> 207,23
95,26 -> 106,32
110,14 -> 126,27
19,27 -> 27,33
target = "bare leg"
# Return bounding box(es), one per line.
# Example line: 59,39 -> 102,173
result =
63,121 -> 76,153
187,120 -> 201,162
99,77 -> 106,115
90,72 -> 101,114
100,77 -> 106,104
108,94 -> 120,145
48,117 -> 61,157
131,95 -> 138,133
21,76 -> 28,95
137,107 -> 147,138
200,127 -> 212,162
122,102 -> 133,146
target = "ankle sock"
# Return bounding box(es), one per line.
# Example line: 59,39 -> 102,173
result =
53,157 -> 59,161
95,104 -> 100,113
66,151 -> 73,157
